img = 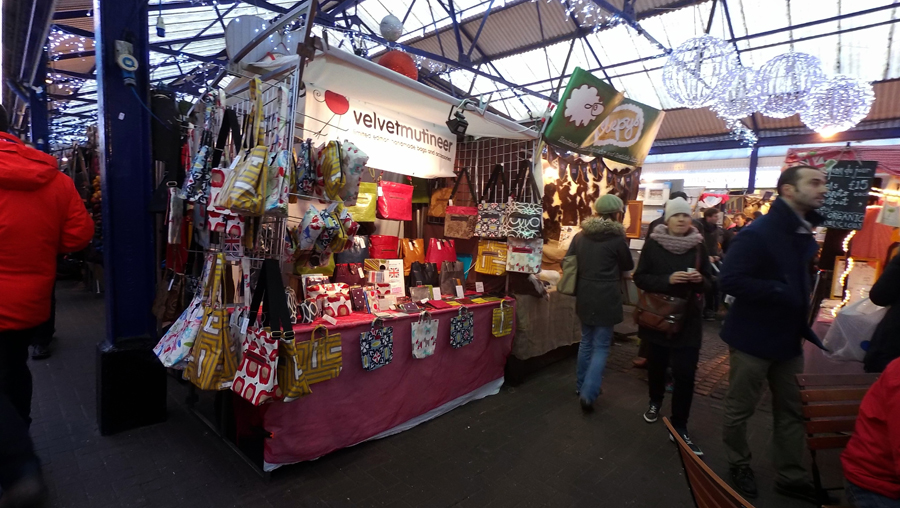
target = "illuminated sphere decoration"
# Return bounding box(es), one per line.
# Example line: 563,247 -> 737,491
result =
758,52 -> 825,118
801,75 -> 875,137
379,50 -> 418,81
380,14 -> 403,42
711,66 -> 764,120
662,35 -> 739,108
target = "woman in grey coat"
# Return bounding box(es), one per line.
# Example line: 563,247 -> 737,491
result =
566,194 -> 634,412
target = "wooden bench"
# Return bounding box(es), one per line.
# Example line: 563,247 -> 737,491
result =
796,373 -> 880,507
664,417 -> 755,508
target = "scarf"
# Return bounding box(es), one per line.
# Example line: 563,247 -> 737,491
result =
650,224 -> 704,254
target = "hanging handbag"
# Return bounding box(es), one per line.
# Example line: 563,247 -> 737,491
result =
295,139 -> 318,197
444,168 -> 479,239
425,238 -> 457,267
450,306 -> 475,349
345,181 -> 377,222
400,238 -> 426,276
152,269 -> 185,323
339,141 -> 369,205
154,255 -> 213,368
557,255 -> 577,296
334,236 -> 370,264
232,260 -> 294,405
334,263 -> 366,286
475,240 -> 508,276
429,182 -> 454,218
408,261 -> 440,288
632,251 -> 700,337
296,325 -> 343,385
411,177 -> 431,204
369,235 -> 400,259
476,164 -> 508,239
492,300 -> 514,337
219,78 -> 269,216
184,254 -> 239,391
264,84 -> 291,216
360,318 -> 394,371
208,108 -> 242,233
411,311 -> 438,359
377,179 -> 414,221
877,198 -> 900,227
506,237 -> 543,274
503,161 -> 543,239
440,261 -> 465,297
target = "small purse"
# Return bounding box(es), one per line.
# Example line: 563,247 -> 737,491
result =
428,182 -> 453,218
450,306 -> 475,349
334,263 -> 366,286
376,179 -> 414,221
492,300 -> 514,337
400,239 -> 426,276
411,311 -> 438,359
350,287 -> 369,312
369,235 -> 400,259
360,318 -> 394,371
296,325 -> 343,385
444,169 -> 479,240
345,181 -> 377,222
475,240 -> 508,276
440,261 -> 465,297
632,251 -> 700,338
152,269 -> 185,323
425,238 -> 457,267
506,237 -> 543,274
476,164 -> 508,239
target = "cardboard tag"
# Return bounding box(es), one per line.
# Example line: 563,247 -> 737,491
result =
475,282 -> 485,293
432,288 -> 442,300
455,285 -> 465,298
240,317 -> 249,335
357,267 -> 364,278
377,185 -> 384,197
322,314 -> 338,325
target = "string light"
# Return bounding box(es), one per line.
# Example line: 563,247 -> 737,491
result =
800,75 -> 875,137
832,230 -> 857,317
712,66 -> 764,121
871,186 -> 900,199
662,35 -> 739,108
758,52 -> 825,119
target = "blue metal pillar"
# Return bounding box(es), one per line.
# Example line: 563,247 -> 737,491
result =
30,51 -> 50,152
94,0 -> 167,435
747,144 -> 759,193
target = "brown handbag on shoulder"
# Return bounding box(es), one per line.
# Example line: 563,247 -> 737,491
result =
633,250 -> 700,338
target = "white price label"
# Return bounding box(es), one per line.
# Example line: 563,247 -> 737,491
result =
357,267 -> 365,278
456,285 -> 465,298
475,282 -> 485,293
432,288 -> 442,301
240,317 -> 249,335
322,314 -> 337,325
168,278 -> 175,291
377,185 -> 384,196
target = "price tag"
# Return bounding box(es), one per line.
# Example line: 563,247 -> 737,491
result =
419,299 -> 430,305
475,282 -> 485,293
432,288 -> 442,300
455,285 -> 465,298
322,314 -> 337,325
240,317 -> 249,335
168,278 -> 175,291
357,267 -> 365,279
377,185 -> 384,197
437,242 -> 442,250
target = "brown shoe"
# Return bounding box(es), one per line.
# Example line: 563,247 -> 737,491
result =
632,357 -> 647,369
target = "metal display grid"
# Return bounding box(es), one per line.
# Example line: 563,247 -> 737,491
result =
454,137 -> 537,204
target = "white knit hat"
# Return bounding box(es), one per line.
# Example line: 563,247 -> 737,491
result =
664,197 -> 693,222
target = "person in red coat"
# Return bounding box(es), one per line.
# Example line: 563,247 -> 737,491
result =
842,358 -> 900,507
0,105 -> 94,506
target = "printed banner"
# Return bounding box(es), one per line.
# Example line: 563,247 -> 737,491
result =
303,87 -> 457,178
543,67 -> 624,152
580,98 -> 666,166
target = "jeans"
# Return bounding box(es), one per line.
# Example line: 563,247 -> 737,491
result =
647,342 -> 699,429
0,328 -> 39,490
32,284 -> 56,349
576,325 -> 613,403
845,479 -> 900,508
723,348 -> 808,486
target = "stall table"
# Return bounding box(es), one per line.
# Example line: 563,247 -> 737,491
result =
234,299 -> 515,471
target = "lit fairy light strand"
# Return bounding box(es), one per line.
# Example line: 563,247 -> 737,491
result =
832,230 -> 857,317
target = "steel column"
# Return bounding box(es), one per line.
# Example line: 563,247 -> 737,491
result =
30,52 -> 50,152
94,0 -> 166,435
747,144 -> 759,193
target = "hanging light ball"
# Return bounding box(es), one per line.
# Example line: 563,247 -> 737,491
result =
757,52 -> 825,118
662,35 -> 739,108
380,14 -> 404,42
379,50 -> 418,81
801,75 -> 875,137
711,66 -> 764,121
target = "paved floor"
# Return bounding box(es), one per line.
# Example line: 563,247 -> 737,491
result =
23,281 -> 843,507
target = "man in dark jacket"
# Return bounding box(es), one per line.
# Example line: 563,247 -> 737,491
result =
701,208 -> 723,320
0,106 -> 93,506
863,252 -> 900,373
722,213 -> 747,254
719,165 -> 828,503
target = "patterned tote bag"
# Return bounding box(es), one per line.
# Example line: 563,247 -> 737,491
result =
220,78 -> 268,216
503,161 -> 543,239
475,240 -> 508,276
492,300 -> 514,337
411,311 -> 438,359
450,306 -> 475,349
360,318 -> 394,371
444,168 -> 479,240
476,164 -> 508,239
296,325 -> 343,385
506,237 -> 543,274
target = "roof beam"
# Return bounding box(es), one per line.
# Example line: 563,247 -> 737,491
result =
151,46 -> 225,64
51,50 -> 96,61
589,0 -> 668,52
650,126 -> 900,154
51,24 -> 94,39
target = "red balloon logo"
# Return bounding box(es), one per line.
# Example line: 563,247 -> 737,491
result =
324,90 -> 350,115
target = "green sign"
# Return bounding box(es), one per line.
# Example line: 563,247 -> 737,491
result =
543,67 -> 624,152
581,97 -> 666,166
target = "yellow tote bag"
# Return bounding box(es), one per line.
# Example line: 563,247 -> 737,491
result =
222,78 -> 268,216
492,300 -> 514,337
475,240 -> 508,276
345,182 -> 377,222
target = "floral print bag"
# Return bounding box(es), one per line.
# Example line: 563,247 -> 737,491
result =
450,306 -> 475,349
410,311 -> 438,359
360,318 -> 394,371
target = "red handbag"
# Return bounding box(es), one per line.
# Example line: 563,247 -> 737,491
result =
369,235 -> 400,259
425,238 -> 457,268
377,180 -> 414,221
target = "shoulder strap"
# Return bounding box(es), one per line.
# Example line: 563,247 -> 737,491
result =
449,168 -> 478,205
511,160 -> 541,203
482,164 -> 506,203
211,108 -> 241,168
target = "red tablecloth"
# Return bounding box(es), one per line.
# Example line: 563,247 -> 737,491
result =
238,300 -> 515,469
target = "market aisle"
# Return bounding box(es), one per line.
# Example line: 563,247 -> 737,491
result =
28,281 -> 827,508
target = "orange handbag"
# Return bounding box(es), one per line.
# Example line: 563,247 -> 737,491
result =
400,238 -> 425,276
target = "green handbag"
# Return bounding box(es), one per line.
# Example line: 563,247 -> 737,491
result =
411,177 -> 431,204
557,255 -> 578,296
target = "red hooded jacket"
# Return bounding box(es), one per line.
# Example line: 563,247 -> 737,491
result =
0,133 -> 94,332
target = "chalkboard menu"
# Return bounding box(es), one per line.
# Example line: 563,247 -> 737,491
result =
820,160 -> 877,230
